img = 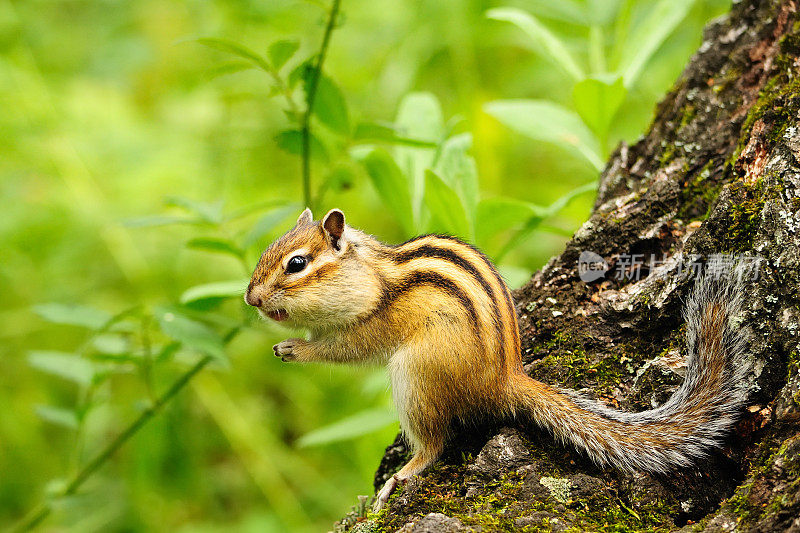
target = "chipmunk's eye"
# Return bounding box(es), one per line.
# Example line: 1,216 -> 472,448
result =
286,255 -> 308,274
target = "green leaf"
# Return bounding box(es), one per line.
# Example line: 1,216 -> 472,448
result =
536,224 -> 576,237
588,25 -> 606,74
542,180 -> 598,217
304,73 -> 350,135
156,342 -> 181,364
484,99 -> 604,170
586,0 -> 622,26
274,129 -> 328,161
516,0 -> 587,25
424,170 -> 471,239
609,0 -> 634,68
28,351 -> 95,386
180,279 -> 250,305
164,196 -> 224,224
495,216 -> 549,263
353,122 -> 438,148
154,307 -> 226,362
92,334 -> 130,356
486,7 -> 584,81
206,60 -> 256,79
359,148 -> 415,236
241,205 -> 299,249
35,405 -> 79,429
395,93 -> 444,142
100,305 -> 145,335
617,0 -> 698,88
476,197 -> 545,249
194,37 -> 271,72
394,92 -> 444,221
33,303 -> 111,330
494,181 -> 597,261
267,39 -> 300,70
573,76 -> 626,140
435,133 -> 479,222
288,59 -> 312,89
297,408 -> 397,447
185,237 -> 244,258
353,121 -> 396,140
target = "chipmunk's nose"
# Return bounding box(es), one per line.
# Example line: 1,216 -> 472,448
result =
245,286 -> 263,307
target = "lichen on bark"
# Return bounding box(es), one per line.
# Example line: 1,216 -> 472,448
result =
336,1 -> 800,531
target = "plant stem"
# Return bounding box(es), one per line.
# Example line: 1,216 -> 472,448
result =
301,0 -> 342,210
8,355 -> 214,533
263,63 -> 300,118
140,315 -> 157,403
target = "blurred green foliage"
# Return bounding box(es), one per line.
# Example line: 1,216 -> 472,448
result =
0,0 -> 729,531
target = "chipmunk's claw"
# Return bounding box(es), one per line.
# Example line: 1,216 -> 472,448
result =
273,338 -> 301,362
373,474 -> 401,512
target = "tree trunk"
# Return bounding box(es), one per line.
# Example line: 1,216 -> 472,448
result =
339,0 -> 800,530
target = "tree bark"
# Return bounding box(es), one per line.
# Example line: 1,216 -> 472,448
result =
339,1 -> 800,530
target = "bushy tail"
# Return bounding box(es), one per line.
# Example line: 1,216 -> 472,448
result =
509,266 -> 751,474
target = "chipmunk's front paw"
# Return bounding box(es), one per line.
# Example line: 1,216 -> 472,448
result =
273,338 -> 303,362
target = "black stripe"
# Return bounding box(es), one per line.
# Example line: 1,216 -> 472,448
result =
390,242 -> 506,364
426,235 -> 521,358
371,270 -> 481,337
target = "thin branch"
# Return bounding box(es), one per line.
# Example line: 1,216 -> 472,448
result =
301,0 -> 342,210
8,355 -> 215,533
264,63 -> 301,118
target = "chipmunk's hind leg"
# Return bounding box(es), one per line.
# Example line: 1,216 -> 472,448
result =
373,437 -> 444,511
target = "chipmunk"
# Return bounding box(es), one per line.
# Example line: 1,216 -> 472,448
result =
245,208 -> 750,511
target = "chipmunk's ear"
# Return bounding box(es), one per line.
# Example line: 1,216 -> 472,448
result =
322,209 -> 345,251
296,207 -> 313,226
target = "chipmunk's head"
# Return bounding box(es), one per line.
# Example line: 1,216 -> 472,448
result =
245,207 -> 377,329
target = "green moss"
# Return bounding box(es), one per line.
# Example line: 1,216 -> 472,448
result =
732,30 -> 800,164
535,329 -> 632,396
720,177 -> 767,252
679,103 -> 697,129
776,23 -> 800,71
369,463 -> 678,532
677,160 -> 724,222
727,480 -> 755,523
360,424 -> 683,532
369,467 -> 527,532
721,432 -> 796,527
709,60 -> 746,97
677,24 -> 800,225
659,142 -> 678,167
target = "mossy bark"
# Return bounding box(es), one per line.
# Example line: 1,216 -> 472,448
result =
338,1 -> 800,531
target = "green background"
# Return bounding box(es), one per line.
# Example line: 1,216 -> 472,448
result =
0,0 -> 729,531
